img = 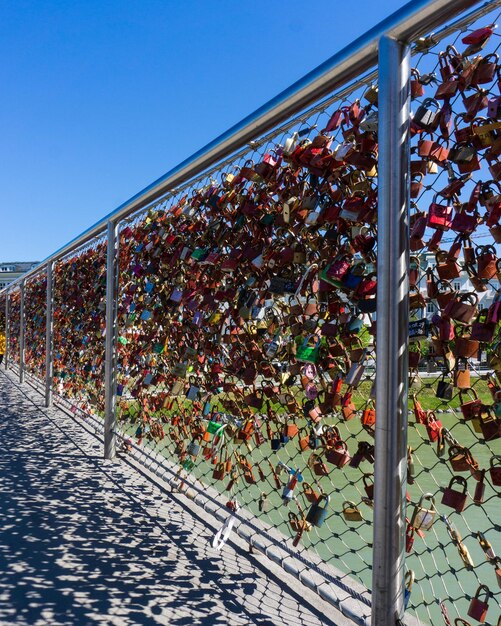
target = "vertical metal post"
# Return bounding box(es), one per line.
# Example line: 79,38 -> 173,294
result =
19,281 -> 26,384
373,36 -> 411,626
104,220 -> 119,459
4,292 -> 9,370
45,262 -> 54,407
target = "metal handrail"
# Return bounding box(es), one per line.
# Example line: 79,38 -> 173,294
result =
1,0 -> 493,294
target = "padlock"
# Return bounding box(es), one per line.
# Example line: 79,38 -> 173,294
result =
187,440 -> 200,456
312,455 -> 329,477
305,494 -> 330,527
258,492 -> 270,513
467,584 -> 490,623
342,501 -> 363,522
207,419 -> 223,435
493,556 -> 501,589
488,95 -> 501,119
341,392 -> 357,421
441,476 -> 468,513
410,68 -> 425,98
282,468 -> 302,503
436,374 -> 454,400
182,458 -> 195,471
473,469 -> 486,505
308,428 -> 322,449
270,430 -> 282,451
254,427 -> 265,447
296,334 -> 321,364
212,462 -> 226,481
490,455 -> 501,486
345,359 -> 366,387
425,412 -> 443,442
363,473 -> 374,499
325,441 -> 350,467
404,570 -> 414,609
410,494 -> 436,530
459,389 -> 482,421
413,98 -> 441,131
448,444 -> 476,473
407,447 -> 415,485
288,511 -> 302,533
302,482 -> 319,504
405,524 -> 415,553
362,404 -> 376,426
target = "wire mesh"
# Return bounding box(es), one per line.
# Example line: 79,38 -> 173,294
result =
0,294 -> 5,338
24,271 -> 47,381
3,2 -> 501,625
111,64 -> 382,611
7,289 -> 21,366
403,5 -> 501,625
52,235 -> 107,413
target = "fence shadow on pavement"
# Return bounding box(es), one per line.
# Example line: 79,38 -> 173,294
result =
0,373 -> 340,626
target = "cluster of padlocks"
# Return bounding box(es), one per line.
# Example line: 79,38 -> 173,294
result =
2,11 -> 501,626
23,274 -> 47,380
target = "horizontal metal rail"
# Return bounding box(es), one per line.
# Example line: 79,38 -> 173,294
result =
1,0 -> 494,294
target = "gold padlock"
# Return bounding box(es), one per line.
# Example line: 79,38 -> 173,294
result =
410,494 -> 436,530
363,84 -> 378,105
342,501 -> 363,522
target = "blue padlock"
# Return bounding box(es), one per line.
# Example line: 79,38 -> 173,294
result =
348,316 -> 364,333
187,440 -> 200,456
305,494 -> 330,527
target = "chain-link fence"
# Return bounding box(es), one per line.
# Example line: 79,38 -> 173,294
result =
402,6 -> 501,625
24,271 -> 47,381
52,238 -> 107,412
7,288 -> 21,366
2,2 -> 501,625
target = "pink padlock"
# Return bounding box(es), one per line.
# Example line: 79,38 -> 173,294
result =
302,363 -> 317,380
305,382 -> 318,400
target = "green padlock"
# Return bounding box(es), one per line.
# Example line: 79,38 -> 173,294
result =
296,334 -> 321,364
207,420 -> 224,435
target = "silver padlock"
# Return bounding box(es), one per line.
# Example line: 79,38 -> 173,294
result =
359,110 -> 378,133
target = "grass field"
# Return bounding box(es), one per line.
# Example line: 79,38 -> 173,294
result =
117,372 -> 501,626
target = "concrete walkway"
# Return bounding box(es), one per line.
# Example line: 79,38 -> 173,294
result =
0,370 -> 346,626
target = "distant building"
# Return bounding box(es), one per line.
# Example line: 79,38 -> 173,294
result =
0,263 -> 38,290
415,251 -> 500,321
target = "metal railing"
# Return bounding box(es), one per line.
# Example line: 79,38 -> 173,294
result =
2,1 -> 501,625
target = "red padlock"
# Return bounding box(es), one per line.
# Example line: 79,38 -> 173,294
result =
427,196 -> 453,230
490,455 -> 501,486
467,584 -> 490,623
405,523 -> 415,553
459,389 -> 482,421
363,473 -> 374,499
473,470 -> 486,505
441,476 -> 468,513
476,245 -> 497,279
425,412 -> 443,442
325,440 -> 351,468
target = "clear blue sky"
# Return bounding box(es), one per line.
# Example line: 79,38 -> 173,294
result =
1,0 -> 404,262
